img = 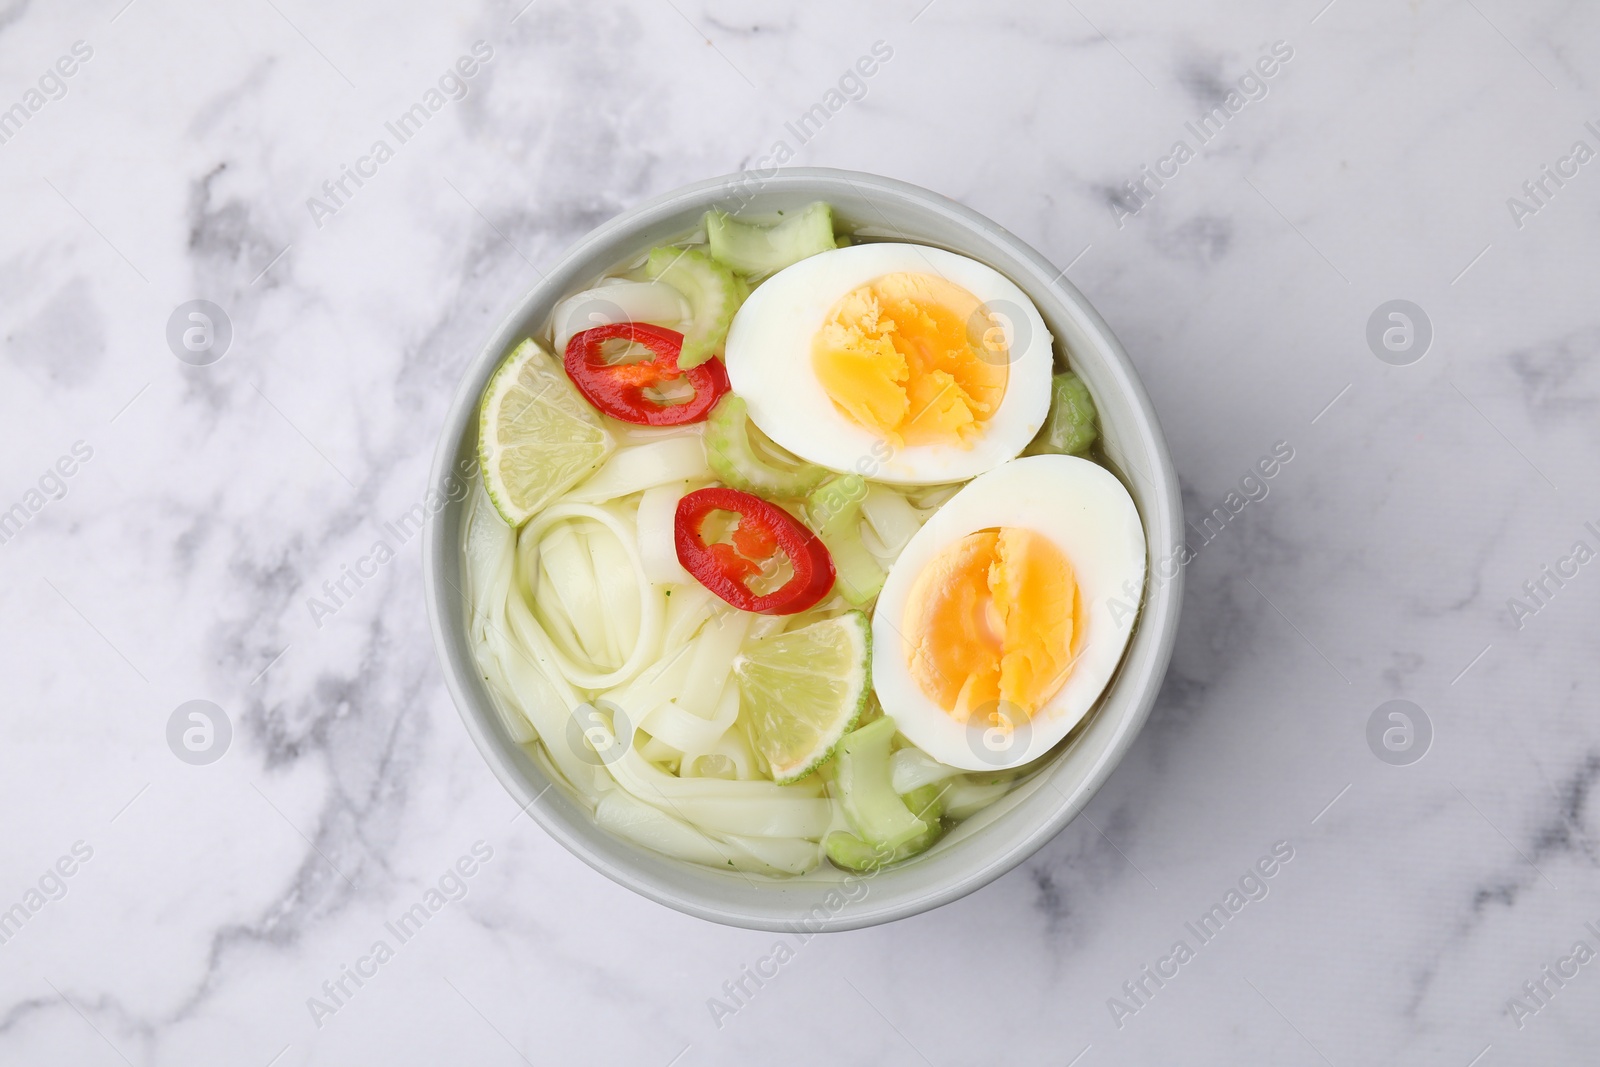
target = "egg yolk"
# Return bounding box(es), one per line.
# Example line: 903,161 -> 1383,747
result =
902,527 -> 1080,726
812,273 -> 1009,448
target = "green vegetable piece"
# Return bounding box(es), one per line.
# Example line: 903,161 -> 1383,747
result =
1025,371 -> 1099,456
824,831 -> 895,872
892,784 -> 945,855
706,394 -> 829,498
645,246 -> 746,368
824,783 -> 946,871
804,474 -> 886,606
901,783 -> 945,825
705,201 -> 836,276
833,717 -> 927,850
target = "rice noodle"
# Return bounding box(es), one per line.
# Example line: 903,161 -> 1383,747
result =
637,734 -> 683,767
683,753 -> 738,780
593,791 -> 820,876
603,732 -> 832,838
518,502 -> 663,691
588,520 -> 640,661
676,611 -> 750,717
636,481 -> 692,585
702,721 -> 761,781
463,490 -> 538,746
533,522 -> 606,662
603,643 -> 693,721
641,678 -> 738,757
561,436 -> 710,504
594,790 -> 737,869
662,583 -> 718,649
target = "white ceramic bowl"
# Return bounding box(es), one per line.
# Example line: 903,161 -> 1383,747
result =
423,169 -> 1183,931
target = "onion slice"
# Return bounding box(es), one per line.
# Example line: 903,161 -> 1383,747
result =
552,281 -> 690,354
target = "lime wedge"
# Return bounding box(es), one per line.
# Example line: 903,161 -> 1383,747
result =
734,611 -> 871,784
478,339 -> 614,525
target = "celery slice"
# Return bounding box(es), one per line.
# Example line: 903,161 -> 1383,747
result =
823,781 -> 946,871
705,201 -> 836,276
823,831 -> 897,872
645,246 -> 746,368
805,475 -> 886,606
832,717 -> 927,849
1025,371 -> 1099,456
901,783 -> 946,826
705,394 -> 828,498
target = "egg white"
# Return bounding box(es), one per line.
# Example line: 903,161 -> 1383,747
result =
871,455 -> 1147,771
724,243 -> 1053,485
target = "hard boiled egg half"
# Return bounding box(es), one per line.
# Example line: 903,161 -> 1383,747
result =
872,455 -> 1147,771
724,243 -> 1053,485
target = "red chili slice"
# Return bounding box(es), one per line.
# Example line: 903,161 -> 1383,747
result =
675,487 -> 835,615
563,322 -> 729,425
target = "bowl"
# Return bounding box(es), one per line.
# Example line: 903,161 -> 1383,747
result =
423,168 -> 1183,931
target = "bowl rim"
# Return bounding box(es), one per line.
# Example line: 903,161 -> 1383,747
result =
422,167 -> 1184,930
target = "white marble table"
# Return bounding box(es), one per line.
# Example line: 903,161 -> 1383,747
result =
2,0 -> 1597,1063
